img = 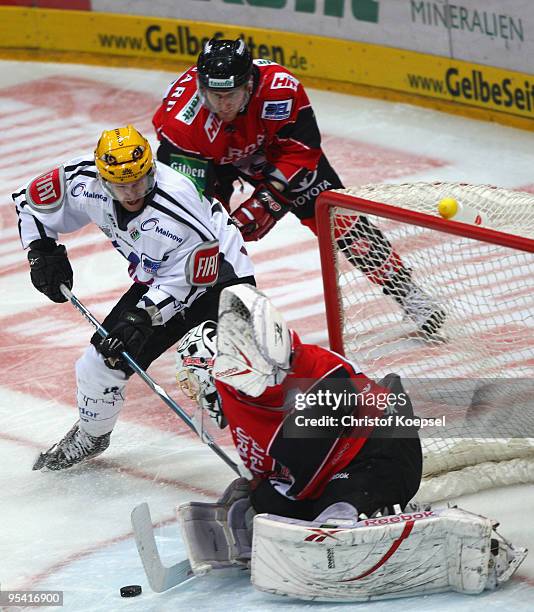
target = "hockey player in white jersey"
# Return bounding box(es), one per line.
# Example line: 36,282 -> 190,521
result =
13,125 -> 254,471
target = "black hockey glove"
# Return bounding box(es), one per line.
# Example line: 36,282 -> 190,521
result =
98,308 -> 154,369
27,238 -> 73,303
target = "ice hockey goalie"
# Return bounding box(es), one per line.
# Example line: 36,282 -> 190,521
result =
171,285 -> 527,602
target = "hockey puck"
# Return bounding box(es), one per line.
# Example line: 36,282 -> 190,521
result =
120,585 -> 142,598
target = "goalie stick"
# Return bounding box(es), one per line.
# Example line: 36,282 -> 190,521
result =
59,284 -> 247,477
131,503 -> 195,592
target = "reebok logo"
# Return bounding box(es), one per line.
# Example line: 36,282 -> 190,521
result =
330,472 -> 349,480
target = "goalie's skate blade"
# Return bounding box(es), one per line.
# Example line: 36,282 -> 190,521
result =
131,503 -> 195,592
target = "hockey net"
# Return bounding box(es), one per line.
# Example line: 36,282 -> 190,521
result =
316,183 -> 534,502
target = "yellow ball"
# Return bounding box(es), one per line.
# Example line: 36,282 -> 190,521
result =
438,197 -> 458,219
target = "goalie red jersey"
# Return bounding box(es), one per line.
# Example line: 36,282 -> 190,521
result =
153,60 -> 322,188
215,332 -> 398,500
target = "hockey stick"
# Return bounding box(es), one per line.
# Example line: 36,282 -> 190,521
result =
59,284 -> 245,477
131,503 -> 195,592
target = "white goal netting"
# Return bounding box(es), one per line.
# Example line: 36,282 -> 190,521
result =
318,182 -> 534,502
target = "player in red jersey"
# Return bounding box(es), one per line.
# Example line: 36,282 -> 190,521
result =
171,286 -> 524,600
176,284 -> 422,520
154,39 -> 445,335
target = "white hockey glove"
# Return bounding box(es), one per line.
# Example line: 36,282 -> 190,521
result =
175,321 -> 227,429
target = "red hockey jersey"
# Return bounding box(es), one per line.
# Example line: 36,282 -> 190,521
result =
215,333 -> 389,500
152,61 -> 322,186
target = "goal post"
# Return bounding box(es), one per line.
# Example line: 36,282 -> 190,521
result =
316,183 -> 534,502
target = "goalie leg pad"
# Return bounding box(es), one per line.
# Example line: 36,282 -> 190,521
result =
251,506 -> 527,602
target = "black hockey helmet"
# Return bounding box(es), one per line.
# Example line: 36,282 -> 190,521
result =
197,39 -> 253,90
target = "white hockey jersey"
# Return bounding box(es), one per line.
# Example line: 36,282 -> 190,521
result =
13,158 -> 254,324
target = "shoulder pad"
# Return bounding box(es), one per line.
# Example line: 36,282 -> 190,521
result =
26,166 -> 66,214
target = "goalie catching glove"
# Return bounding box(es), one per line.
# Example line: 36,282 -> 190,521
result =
27,238 -> 73,303
231,182 -> 292,242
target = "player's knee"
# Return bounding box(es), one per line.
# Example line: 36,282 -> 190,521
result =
76,344 -> 128,385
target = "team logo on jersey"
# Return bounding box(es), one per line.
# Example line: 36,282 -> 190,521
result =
26,166 -> 66,214
271,72 -> 299,91
261,99 -> 293,120
186,240 -> 219,286
177,93 -> 202,125
205,113 -> 223,142
71,182 -> 86,197
141,253 -> 162,274
129,228 -> 141,241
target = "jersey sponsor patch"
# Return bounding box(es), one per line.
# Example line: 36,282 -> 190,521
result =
186,240 -> 220,286
140,216 -> 184,243
261,99 -> 293,120
169,153 -> 209,196
26,166 -> 66,213
205,112 -> 223,143
176,92 -> 202,125
271,72 -> 299,91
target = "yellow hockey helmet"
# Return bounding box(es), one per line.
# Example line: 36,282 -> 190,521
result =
95,125 -> 154,185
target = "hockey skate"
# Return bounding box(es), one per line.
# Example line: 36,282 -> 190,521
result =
383,269 -> 446,336
32,421 -> 110,471
397,282 -> 446,336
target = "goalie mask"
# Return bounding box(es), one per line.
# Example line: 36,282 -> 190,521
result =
213,284 -> 292,397
175,321 -> 226,428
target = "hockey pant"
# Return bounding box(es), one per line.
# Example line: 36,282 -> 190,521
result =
250,433 -> 422,522
76,277 -> 255,437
